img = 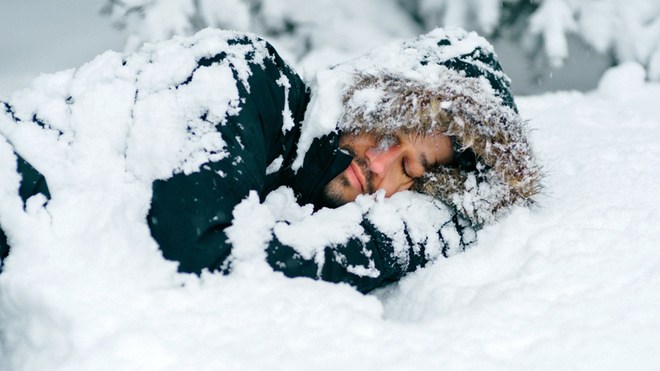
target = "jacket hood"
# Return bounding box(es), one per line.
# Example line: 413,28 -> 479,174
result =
305,27 -> 541,226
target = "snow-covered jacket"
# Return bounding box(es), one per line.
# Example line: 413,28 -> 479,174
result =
0,28 -> 539,293
149,29 -> 540,292
145,32 -> 476,293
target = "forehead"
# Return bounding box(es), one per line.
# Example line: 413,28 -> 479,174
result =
338,130 -> 452,169
404,132 -> 450,167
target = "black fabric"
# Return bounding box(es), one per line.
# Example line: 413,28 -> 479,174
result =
0,227 -> 8,269
422,39 -> 518,113
146,35 -> 447,293
285,134 -> 353,209
451,136 -> 478,172
0,153 -> 51,270
266,219 -> 430,293
147,35 -> 354,277
1,34 -> 468,294
17,155 -> 51,205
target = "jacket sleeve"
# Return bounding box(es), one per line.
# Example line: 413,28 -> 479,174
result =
148,35 -> 308,274
264,205 -> 476,294
0,152 -> 51,264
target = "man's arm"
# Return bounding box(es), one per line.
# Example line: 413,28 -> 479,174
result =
260,193 -> 476,294
266,220 -> 421,293
148,34 -> 309,275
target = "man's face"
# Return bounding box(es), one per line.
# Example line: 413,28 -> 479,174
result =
322,131 -> 454,207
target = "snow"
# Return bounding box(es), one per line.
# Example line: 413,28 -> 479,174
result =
415,0 -> 660,81
105,0 -> 421,76
295,27 -> 507,173
528,0 -> 578,68
1,32 -> 660,371
420,0 -> 501,35
597,62 -> 647,98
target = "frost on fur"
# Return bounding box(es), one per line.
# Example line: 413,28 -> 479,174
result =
340,68 -> 541,227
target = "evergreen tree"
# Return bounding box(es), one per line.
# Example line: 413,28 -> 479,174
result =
102,0 -> 660,80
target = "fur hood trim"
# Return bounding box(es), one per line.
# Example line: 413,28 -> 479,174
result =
336,28 -> 542,226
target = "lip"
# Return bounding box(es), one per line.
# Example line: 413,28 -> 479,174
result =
345,161 -> 366,193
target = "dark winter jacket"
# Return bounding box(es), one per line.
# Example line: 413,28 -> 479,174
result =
1,32 -> 446,293
146,29 -> 539,293
146,34 -> 464,293
1,29 -> 538,293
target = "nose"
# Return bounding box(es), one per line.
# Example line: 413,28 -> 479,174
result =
365,145 -> 402,176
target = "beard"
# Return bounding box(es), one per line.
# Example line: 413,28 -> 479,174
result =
321,172 -> 353,208
321,146 -> 376,207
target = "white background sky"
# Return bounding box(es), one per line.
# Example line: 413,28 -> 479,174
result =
0,0 -> 126,95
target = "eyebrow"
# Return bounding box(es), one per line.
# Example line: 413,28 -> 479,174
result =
420,153 -> 431,172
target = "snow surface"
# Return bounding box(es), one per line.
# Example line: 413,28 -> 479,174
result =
1,42 -> 660,371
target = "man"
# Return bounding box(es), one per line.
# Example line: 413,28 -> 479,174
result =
0,28 -> 540,292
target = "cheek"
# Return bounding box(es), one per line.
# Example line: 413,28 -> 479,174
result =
376,175 -> 414,197
392,183 -> 414,197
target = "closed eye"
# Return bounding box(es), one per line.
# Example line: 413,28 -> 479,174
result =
401,158 -> 413,179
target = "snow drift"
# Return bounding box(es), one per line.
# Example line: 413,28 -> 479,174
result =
0,30 -> 659,370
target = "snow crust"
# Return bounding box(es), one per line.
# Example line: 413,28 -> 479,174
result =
1,40 -> 660,371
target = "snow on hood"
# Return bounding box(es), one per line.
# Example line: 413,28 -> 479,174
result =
301,27 -> 542,226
